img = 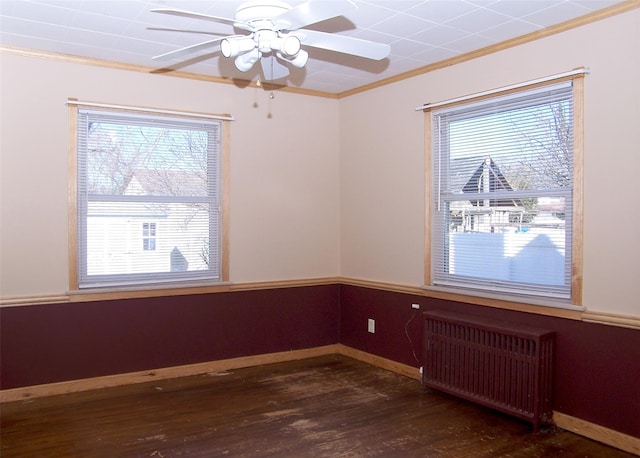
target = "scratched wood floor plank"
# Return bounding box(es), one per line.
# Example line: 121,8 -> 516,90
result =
0,355 -> 633,457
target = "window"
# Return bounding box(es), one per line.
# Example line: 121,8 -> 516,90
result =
426,78 -> 583,303
142,223 -> 156,251
70,103 -> 230,289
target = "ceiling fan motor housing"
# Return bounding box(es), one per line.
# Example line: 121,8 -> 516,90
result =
234,1 -> 291,25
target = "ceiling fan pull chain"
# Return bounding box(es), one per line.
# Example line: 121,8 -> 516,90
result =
270,57 -> 275,99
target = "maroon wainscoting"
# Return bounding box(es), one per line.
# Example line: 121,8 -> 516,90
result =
339,285 -> 640,439
2,283 -> 638,439
0,285 -> 340,390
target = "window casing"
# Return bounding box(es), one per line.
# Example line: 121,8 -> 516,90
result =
427,79 -> 583,304
71,105 -> 229,289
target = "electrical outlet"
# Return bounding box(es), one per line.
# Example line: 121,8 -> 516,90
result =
411,303 -> 420,309
368,318 -> 375,333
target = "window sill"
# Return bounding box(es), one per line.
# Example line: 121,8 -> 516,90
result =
420,284 -> 585,318
67,281 -> 233,302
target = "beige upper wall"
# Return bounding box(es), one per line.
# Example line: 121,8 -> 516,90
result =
1,8 -> 639,318
0,53 -> 340,297
340,9 -> 640,317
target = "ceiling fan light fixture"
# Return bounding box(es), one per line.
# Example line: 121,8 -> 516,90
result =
234,48 -> 261,72
220,36 -> 256,58
273,34 -> 301,57
278,49 -> 308,69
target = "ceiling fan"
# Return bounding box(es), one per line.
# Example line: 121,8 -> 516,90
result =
151,0 -> 391,81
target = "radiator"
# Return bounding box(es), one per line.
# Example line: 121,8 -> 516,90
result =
422,310 -> 554,431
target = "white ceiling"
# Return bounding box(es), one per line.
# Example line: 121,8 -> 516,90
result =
0,0 -> 628,95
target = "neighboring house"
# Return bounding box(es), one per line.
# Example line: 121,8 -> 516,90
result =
449,157 -> 526,233
87,170 -> 209,276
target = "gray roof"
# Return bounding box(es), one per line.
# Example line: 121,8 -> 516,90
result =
450,156 -> 523,208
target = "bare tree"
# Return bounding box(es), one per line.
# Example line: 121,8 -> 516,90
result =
86,123 -> 166,194
514,101 -> 572,190
86,124 -> 212,196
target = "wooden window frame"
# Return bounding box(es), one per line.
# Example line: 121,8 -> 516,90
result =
67,101 -> 231,294
423,74 -> 584,308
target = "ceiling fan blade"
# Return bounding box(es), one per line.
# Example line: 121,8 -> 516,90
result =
151,8 -> 252,31
273,0 -> 357,31
153,37 -> 227,61
296,29 -> 390,60
261,55 -> 290,81
147,27 -> 226,37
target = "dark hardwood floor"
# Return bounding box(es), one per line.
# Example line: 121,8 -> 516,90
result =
1,355 -> 632,457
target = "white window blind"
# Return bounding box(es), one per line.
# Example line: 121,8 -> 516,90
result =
431,82 -> 574,300
76,109 -> 222,288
